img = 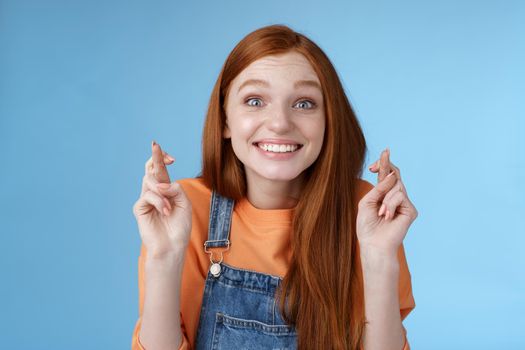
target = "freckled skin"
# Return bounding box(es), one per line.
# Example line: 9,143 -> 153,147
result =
223,52 -> 326,207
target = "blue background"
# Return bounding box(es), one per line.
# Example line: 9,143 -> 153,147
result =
1,0 -> 523,349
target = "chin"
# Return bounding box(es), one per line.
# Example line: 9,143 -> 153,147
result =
255,168 -> 305,182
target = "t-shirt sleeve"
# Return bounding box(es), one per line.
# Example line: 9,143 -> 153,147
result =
131,244 -> 191,350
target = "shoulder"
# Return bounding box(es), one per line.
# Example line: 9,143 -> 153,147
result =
176,177 -> 212,202
176,177 -> 213,223
176,177 -> 213,255
175,177 -> 211,232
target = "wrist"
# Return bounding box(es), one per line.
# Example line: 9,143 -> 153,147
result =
145,248 -> 187,269
359,244 -> 400,274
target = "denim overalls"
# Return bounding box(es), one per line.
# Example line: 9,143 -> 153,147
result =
194,190 -> 298,350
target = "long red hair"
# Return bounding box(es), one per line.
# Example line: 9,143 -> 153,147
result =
200,24 -> 368,349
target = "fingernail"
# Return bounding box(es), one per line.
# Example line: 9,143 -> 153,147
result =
152,140 -> 157,148
385,209 -> 390,220
163,207 -> 170,216
166,155 -> 175,162
157,183 -> 170,190
387,171 -> 395,178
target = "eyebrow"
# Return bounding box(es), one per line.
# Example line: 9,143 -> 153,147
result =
237,78 -> 322,93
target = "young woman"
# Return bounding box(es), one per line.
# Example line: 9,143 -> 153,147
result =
131,24 -> 417,350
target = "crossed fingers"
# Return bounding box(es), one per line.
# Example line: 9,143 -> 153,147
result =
141,141 -> 175,198
144,141 -> 174,180
368,148 -> 412,221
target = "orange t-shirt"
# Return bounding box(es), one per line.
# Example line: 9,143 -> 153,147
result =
131,177 -> 415,349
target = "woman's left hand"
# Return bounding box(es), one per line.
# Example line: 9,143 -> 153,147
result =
356,148 -> 418,255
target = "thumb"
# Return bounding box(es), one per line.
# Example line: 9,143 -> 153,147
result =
362,171 -> 397,205
156,181 -> 189,205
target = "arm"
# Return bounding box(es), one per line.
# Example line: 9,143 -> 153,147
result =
131,142 -> 194,349
360,245 -> 407,350
358,150 -> 418,350
132,245 -> 187,350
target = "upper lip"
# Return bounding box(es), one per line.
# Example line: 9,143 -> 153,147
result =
253,138 -> 303,145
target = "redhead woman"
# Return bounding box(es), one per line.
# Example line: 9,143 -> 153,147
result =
131,24 -> 417,350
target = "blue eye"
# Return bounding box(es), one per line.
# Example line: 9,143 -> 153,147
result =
246,98 -> 263,107
245,97 -> 316,109
295,100 -> 316,109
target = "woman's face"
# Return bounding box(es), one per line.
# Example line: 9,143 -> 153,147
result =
223,51 -> 325,186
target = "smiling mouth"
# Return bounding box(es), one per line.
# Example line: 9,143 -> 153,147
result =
252,142 -> 304,153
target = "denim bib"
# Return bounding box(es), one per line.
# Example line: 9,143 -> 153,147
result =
194,190 -> 298,350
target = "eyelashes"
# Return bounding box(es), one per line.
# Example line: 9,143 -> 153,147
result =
294,100 -> 316,109
244,96 -> 318,109
245,97 -> 263,107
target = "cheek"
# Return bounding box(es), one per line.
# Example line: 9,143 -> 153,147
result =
305,118 -> 325,145
229,117 -> 259,139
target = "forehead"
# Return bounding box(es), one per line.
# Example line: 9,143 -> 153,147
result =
232,52 -> 320,87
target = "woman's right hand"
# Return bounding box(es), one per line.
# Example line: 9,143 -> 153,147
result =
132,141 -> 193,258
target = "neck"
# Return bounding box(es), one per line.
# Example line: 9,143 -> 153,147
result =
245,171 -> 304,209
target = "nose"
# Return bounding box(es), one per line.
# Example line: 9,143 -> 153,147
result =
266,104 -> 293,133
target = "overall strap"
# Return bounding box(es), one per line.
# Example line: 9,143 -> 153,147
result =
204,190 -> 235,250
203,190 -> 235,277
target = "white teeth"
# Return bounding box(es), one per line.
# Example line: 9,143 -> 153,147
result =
257,143 -> 300,153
